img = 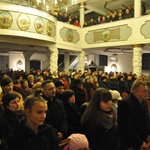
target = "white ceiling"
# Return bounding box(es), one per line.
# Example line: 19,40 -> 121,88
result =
67,0 -> 150,15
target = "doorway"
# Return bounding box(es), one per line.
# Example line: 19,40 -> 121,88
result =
30,60 -> 41,70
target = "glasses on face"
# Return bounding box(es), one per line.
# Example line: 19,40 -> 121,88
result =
44,87 -> 56,91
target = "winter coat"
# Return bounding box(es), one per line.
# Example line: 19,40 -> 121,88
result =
0,109 -> 25,139
118,93 -> 150,150
43,96 -> 68,137
5,121 -> 59,150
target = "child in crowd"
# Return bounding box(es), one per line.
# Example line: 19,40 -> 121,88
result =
5,94 -> 59,150
63,133 -> 90,150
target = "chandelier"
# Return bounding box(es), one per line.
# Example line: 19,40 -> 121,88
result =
34,0 -> 77,16
3,0 -> 77,16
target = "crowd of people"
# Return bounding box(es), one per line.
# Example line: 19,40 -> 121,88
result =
0,68 -> 150,150
56,3 -> 146,27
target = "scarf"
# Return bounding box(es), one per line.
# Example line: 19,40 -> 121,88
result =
95,108 -> 116,130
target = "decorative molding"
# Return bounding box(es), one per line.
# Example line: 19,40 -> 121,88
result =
85,25 -> 132,44
34,17 -> 45,34
60,27 -> 79,43
17,14 -> 30,31
0,11 -> 13,29
141,20 -> 150,39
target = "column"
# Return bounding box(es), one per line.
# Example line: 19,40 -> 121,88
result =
78,50 -> 85,73
23,51 -> 34,73
132,44 -> 142,77
79,2 -> 85,28
134,0 -> 141,17
64,52 -> 70,72
48,47 -> 58,73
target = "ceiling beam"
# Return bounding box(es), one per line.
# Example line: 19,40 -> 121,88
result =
85,4 -> 107,15
0,42 -> 48,52
84,9 -> 93,14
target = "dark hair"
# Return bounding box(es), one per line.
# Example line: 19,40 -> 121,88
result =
55,81 -> 64,87
0,76 -> 13,87
2,91 -> 21,108
41,80 -> 53,89
101,76 -> 107,81
118,75 -> 124,81
24,95 -> 46,110
73,79 -> 82,87
20,79 -> 27,87
62,89 -> 74,105
81,88 -> 112,130
15,74 -> 22,80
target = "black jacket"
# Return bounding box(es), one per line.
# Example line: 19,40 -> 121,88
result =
118,93 -> 150,150
81,111 -> 120,150
43,96 -> 68,137
64,103 -> 80,136
72,87 -> 85,109
0,109 -> 25,139
5,121 -> 59,150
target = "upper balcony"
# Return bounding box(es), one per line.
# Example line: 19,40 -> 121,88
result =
0,0 -> 150,54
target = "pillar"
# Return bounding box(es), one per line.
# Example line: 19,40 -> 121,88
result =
132,44 -> 142,77
79,2 -> 85,28
48,47 -> 58,73
23,51 -> 34,73
134,0 -> 141,17
64,52 -> 70,72
78,50 -> 85,73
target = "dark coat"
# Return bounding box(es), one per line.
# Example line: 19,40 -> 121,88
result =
0,109 -> 25,139
20,88 -> 31,101
5,121 -> 59,150
43,96 -> 68,137
118,93 -> 150,150
83,82 -> 94,101
81,119 -> 118,150
117,80 -> 126,93
99,81 -> 109,90
124,80 -> 133,94
27,81 -> 34,88
71,87 -> 85,109
64,103 -> 80,136
108,79 -> 117,90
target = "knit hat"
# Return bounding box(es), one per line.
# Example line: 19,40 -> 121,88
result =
68,133 -> 89,150
109,90 -> 122,100
0,77 -> 13,86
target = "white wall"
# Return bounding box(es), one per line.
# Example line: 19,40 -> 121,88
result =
9,52 -> 50,71
108,53 -> 133,73
31,53 -> 49,70
9,53 -> 25,71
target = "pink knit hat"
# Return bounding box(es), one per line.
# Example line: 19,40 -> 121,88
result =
68,133 -> 89,150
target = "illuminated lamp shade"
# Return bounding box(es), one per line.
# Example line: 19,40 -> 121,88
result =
48,0 -> 77,16
16,60 -> 23,71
